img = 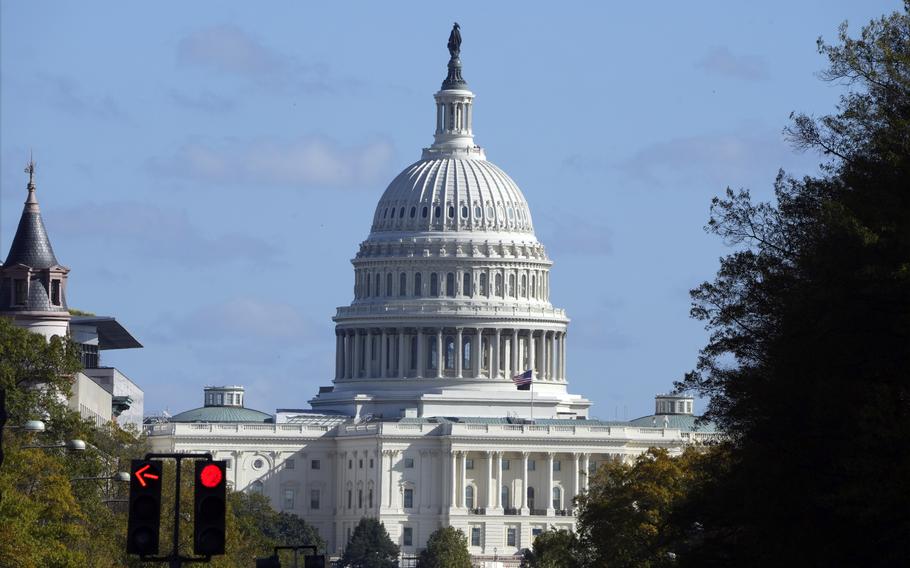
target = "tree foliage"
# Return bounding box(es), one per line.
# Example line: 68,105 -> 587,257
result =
417,526 -> 471,568
520,528 -> 579,568
341,517 -> 399,568
676,4 -> 910,565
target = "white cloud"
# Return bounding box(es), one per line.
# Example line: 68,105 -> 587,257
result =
695,46 -> 770,81
147,137 -> 395,189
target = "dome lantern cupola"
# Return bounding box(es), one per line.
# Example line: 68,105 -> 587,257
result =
423,22 -> 484,160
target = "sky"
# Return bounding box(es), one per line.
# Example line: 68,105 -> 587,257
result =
1,1 -> 901,420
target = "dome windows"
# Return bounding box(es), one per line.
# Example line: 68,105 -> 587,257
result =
448,206 -> 455,219
474,206 -> 482,218
462,272 -> 472,296
479,273 -> 488,296
399,273 -> 407,296
430,273 -> 439,296
422,207 -> 428,218
434,206 -> 441,219
390,207 -> 396,219
410,207 -> 417,218
414,273 -> 422,297
507,207 -> 514,220
461,205 -> 468,218
446,273 -> 455,298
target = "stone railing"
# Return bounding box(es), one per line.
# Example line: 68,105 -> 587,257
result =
335,302 -> 566,320
447,422 -> 696,441
144,422 -> 336,438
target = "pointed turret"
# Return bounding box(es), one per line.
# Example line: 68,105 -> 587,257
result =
1,158 -> 70,339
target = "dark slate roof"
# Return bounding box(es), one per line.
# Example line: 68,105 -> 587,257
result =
4,188 -> 59,269
70,316 -> 143,349
169,406 -> 273,423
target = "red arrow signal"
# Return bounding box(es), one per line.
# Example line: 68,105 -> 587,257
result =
135,463 -> 160,487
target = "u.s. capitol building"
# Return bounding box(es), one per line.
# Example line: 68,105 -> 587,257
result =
146,26 -> 716,563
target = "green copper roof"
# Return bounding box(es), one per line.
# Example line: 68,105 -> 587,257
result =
627,414 -> 717,432
169,406 -> 272,423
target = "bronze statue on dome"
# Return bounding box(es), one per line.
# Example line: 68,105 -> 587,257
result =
447,23 -> 461,58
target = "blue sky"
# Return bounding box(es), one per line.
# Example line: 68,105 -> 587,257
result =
1,1 -> 899,419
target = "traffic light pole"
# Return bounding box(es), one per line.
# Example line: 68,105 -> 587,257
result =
140,452 -> 213,568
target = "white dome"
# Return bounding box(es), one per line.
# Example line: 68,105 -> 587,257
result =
370,157 -> 534,235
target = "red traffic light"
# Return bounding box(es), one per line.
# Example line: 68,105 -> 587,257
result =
199,463 -> 223,488
134,463 -> 160,487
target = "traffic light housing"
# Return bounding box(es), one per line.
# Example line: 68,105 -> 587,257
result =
127,459 -> 163,555
194,460 -> 227,556
255,555 -> 281,568
304,554 -> 327,568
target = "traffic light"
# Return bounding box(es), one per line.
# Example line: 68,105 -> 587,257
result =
194,460 -> 227,556
127,459 -> 163,555
255,555 -> 281,568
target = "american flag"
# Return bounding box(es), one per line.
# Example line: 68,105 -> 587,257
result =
512,369 -> 532,390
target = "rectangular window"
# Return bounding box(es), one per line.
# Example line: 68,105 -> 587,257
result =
471,526 -> 482,547
225,459 -> 232,470
403,488 -> 414,508
370,458 -> 374,468
13,279 -> 26,305
50,280 -> 61,306
532,528 -> 543,538
404,458 -> 414,469
283,489 -> 295,510
465,458 -> 474,470
310,489 -> 320,510
347,490 -> 352,509
369,489 -> 374,508
286,459 -> 295,470
358,489 -> 363,508
553,460 -> 561,472
403,527 -> 413,546
311,459 -> 321,470
359,459 -> 364,469
348,459 -> 353,469
528,459 -> 536,471
502,459 -> 510,470
507,526 -> 518,547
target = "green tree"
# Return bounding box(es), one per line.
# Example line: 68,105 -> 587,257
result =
677,4 -> 910,565
417,526 -> 470,568
341,517 -> 399,568
520,528 -> 579,568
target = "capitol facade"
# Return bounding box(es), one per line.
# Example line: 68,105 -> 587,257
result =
145,27 -> 716,563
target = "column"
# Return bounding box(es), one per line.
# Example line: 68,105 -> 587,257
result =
344,331 -> 352,379
435,329 -> 443,378
450,450 -> 458,508
503,333 -> 512,379
561,332 -> 567,381
398,328 -> 407,378
572,453 -> 581,507
335,333 -> 342,380
455,328 -> 463,378
547,331 -> 559,381
529,330 -> 536,378
521,452 -> 530,513
494,452 -> 502,509
486,451 -> 494,508
471,329 -> 481,378
460,451 -> 468,508
511,330 -> 519,376
380,329 -> 388,378
493,328 -> 502,379
417,329 -> 425,378
365,329 -> 374,378
388,451 -> 397,508
547,453 -> 555,515
485,334 -> 493,377
353,331 -> 362,378
540,331 -> 548,381
582,454 -> 590,491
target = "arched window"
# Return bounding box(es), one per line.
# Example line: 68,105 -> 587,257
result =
410,207 -> 416,218
495,273 -> 503,297
448,206 -> 455,219
461,205 -> 468,218
446,273 -> 455,298
428,339 -> 438,370
386,273 -> 393,297
474,205 -> 482,218
390,207 -> 396,219
410,336 -> 418,370
399,273 -> 407,296
462,336 -> 471,370
531,274 -> 537,299
414,273 -> 422,297
480,273 -> 488,296
527,487 -> 536,510
444,336 -> 456,370
374,273 -> 381,296
365,274 -> 371,297
463,272 -> 472,296
434,206 -> 441,218
508,274 -> 516,297
552,486 -> 562,510
521,274 -> 527,297
422,206 -> 428,218
400,207 -> 405,218
465,485 -> 475,509
251,480 -> 264,495
430,273 -> 439,296
501,485 -> 511,509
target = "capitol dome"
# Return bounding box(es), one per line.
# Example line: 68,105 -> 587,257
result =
310,30 -> 590,420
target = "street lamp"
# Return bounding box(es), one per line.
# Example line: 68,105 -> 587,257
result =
23,438 -> 87,452
71,471 -> 131,483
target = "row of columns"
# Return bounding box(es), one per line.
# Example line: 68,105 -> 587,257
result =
355,268 -> 551,302
436,101 -> 472,134
335,327 -> 567,382
449,450 -> 592,513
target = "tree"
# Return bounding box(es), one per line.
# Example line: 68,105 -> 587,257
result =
520,528 -> 579,568
341,517 -> 399,568
573,448 -> 698,568
676,4 -> 910,565
417,526 -> 470,568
